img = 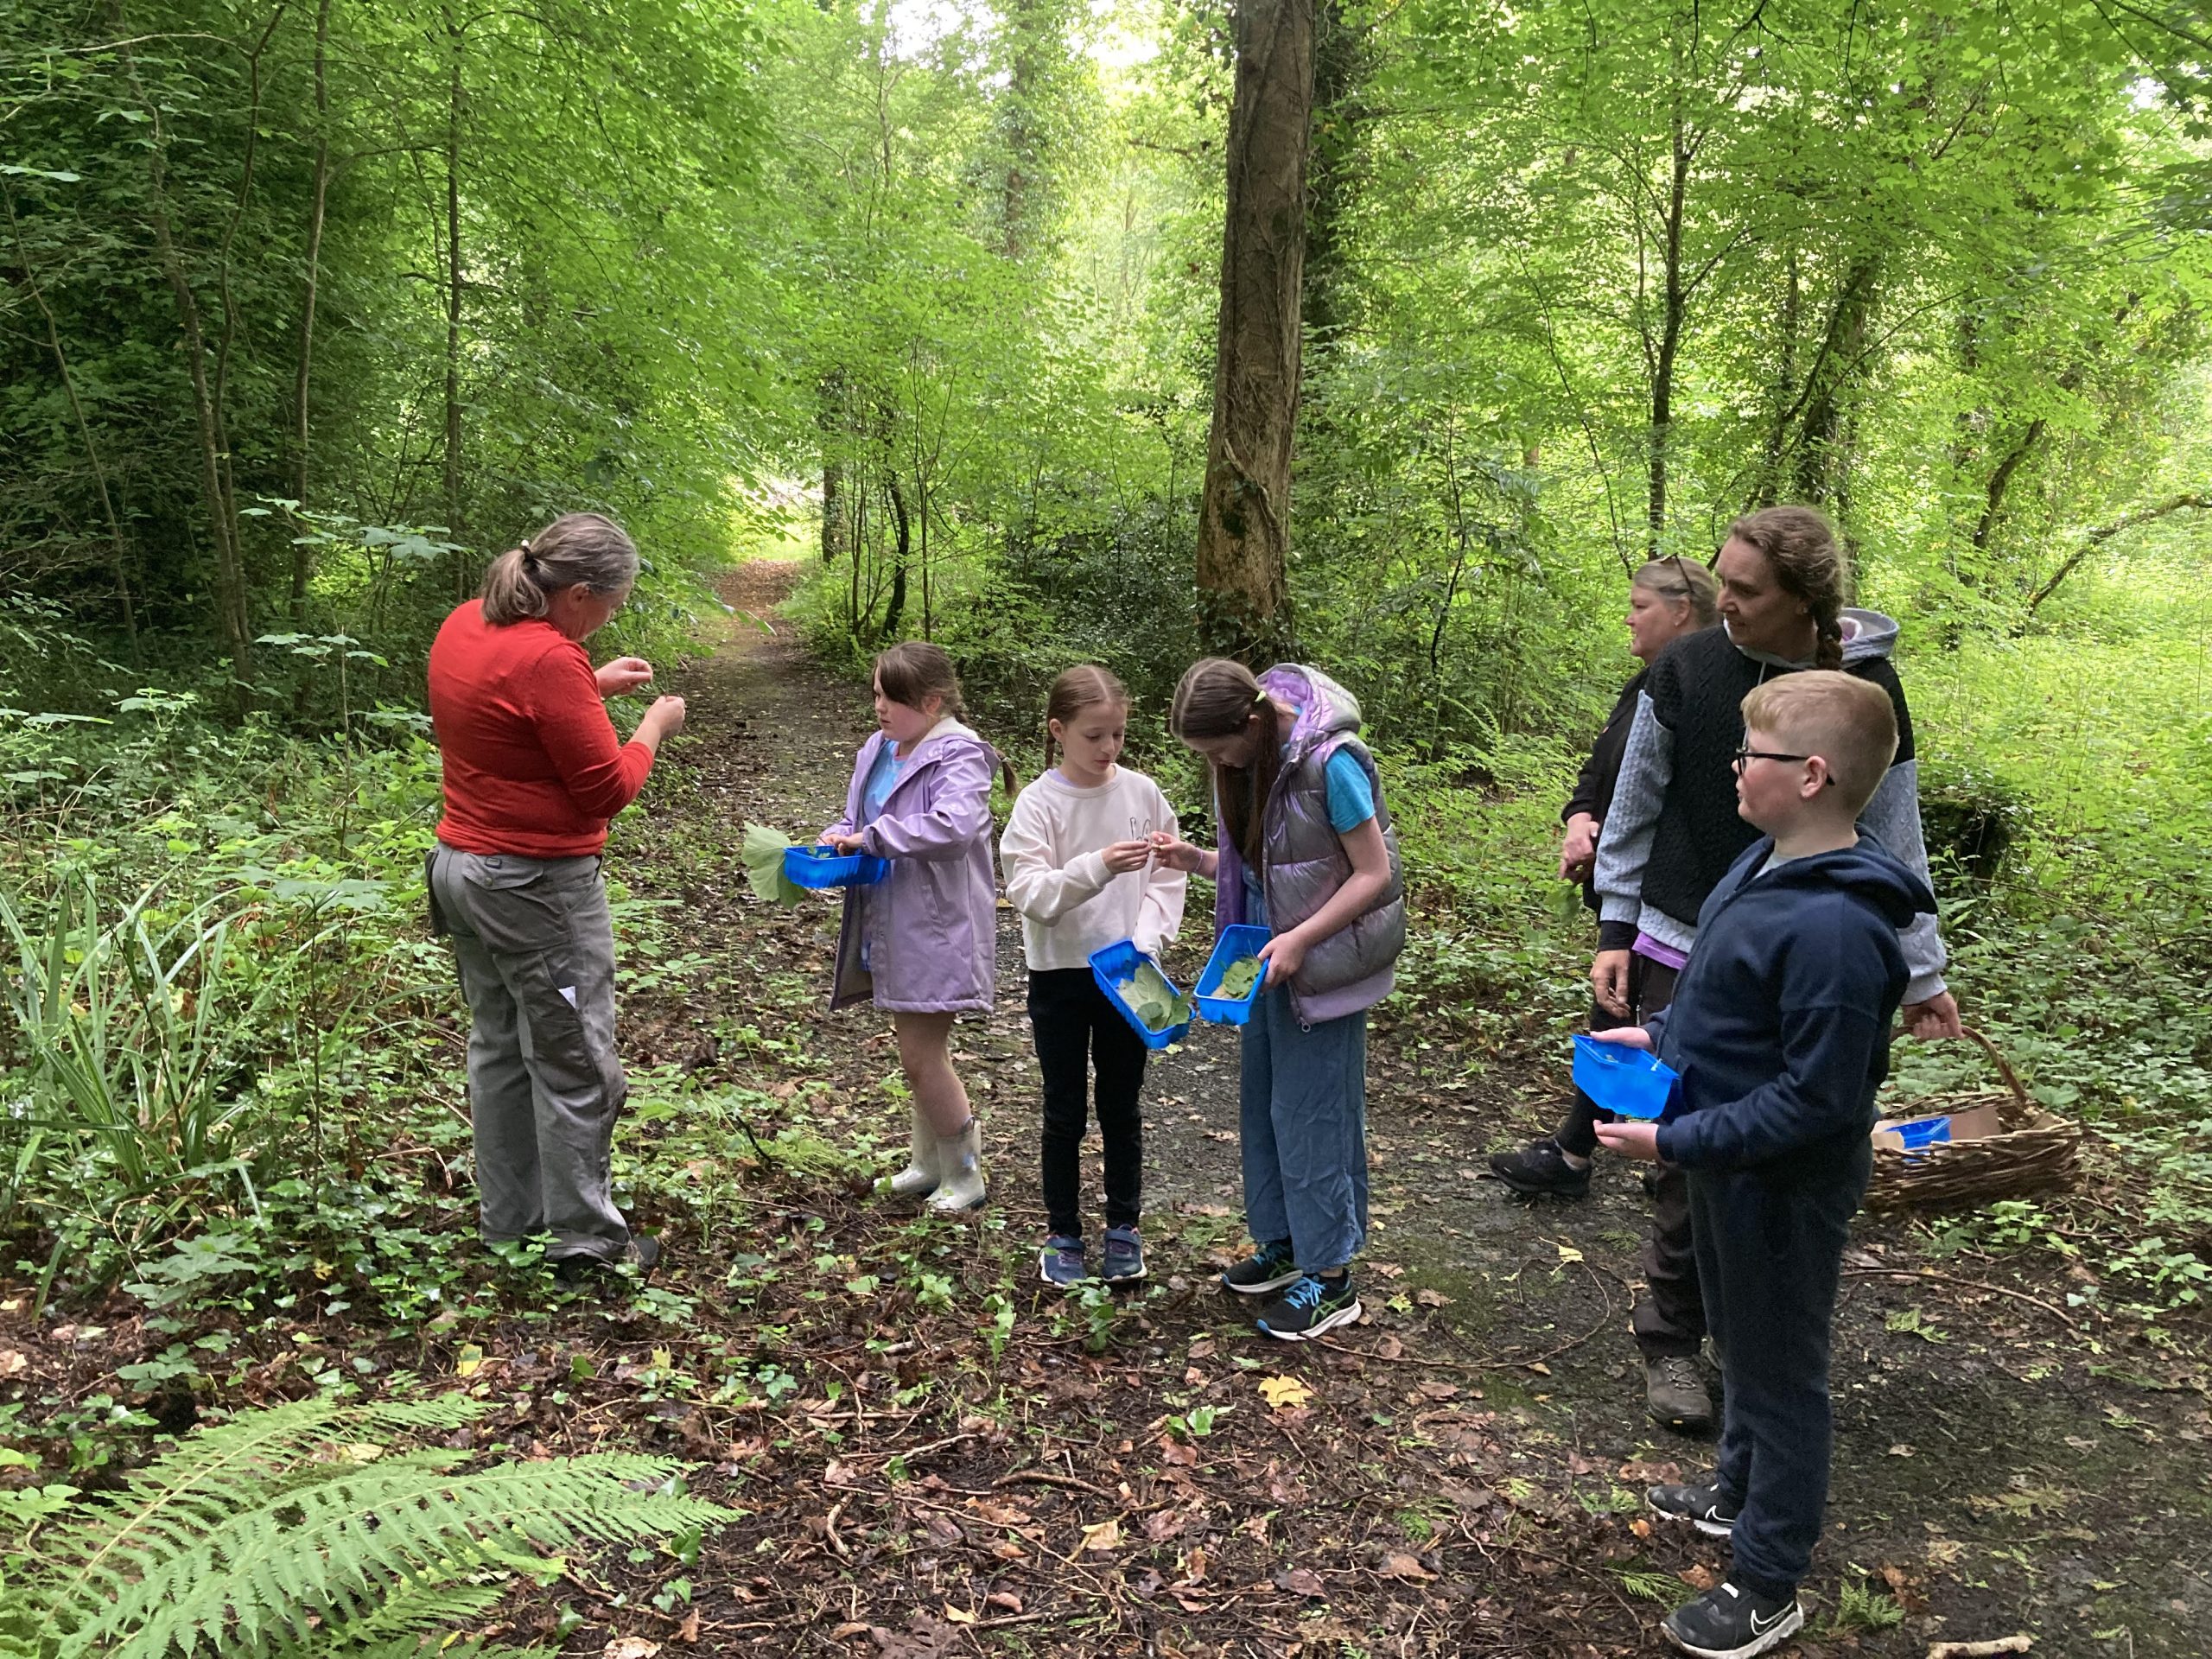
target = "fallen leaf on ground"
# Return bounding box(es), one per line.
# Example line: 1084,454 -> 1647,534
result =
603,1640 -> 659,1659
985,1592 -> 1022,1613
1079,1516 -> 1122,1552
1414,1287 -> 1452,1307
454,1343 -> 485,1378
1277,1566 -> 1326,1597
1258,1374 -> 1313,1410
1555,1243 -> 1584,1262
1378,1551 -> 1435,1580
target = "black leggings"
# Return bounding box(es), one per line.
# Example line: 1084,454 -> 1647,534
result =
1028,969 -> 1149,1237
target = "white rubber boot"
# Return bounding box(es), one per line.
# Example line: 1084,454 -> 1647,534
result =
925,1117 -> 987,1212
887,1106 -> 939,1198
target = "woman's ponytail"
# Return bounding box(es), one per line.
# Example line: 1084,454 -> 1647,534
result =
480,543 -> 549,625
480,514 -> 639,626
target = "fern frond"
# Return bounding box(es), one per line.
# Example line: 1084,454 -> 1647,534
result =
37,1397 -> 492,1638
62,1452 -> 723,1659
260,1577 -> 514,1657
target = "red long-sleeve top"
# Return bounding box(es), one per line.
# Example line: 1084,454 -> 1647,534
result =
428,602 -> 653,858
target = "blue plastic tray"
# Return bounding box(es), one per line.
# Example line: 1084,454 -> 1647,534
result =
1089,940 -> 1191,1049
783,844 -> 890,889
1193,925 -> 1271,1025
1890,1113 -> 1953,1152
1571,1033 -> 1679,1121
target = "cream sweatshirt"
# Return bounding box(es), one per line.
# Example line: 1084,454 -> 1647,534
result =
1000,766 -> 1187,969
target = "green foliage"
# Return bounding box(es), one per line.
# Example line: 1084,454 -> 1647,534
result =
0,1395 -> 728,1659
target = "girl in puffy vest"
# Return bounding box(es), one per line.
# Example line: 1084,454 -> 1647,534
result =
1153,658 -> 1406,1339
1001,665 -> 1188,1289
823,641 -> 1014,1213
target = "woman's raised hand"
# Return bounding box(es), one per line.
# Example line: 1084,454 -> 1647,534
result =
637,695 -> 686,748
596,656 -> 655,697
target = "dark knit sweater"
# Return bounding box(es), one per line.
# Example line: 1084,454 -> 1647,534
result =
1599,625 -> 1916,950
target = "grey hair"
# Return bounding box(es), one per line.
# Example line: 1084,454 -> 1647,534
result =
480,512 -> 639,626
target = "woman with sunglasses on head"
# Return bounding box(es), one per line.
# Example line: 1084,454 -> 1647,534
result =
1491,554 -> 1719,1204
1566,507 -> 1958,1438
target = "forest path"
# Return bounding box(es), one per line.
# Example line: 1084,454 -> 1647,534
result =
583,557 -> 2210,1657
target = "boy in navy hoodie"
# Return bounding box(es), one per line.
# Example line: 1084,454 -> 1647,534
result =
1593,671 -> 1936,1659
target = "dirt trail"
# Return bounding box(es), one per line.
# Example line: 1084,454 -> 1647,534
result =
622,561 -> 2209,1656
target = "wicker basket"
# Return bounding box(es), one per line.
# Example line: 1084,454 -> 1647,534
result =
1863,1027 -> 2082,1215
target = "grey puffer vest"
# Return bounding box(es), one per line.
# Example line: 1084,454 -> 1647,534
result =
1213,665 -> 1407,1024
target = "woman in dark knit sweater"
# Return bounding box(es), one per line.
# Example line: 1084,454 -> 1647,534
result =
1492,556 -> 1718,1198
1562,506 -> 1959,1434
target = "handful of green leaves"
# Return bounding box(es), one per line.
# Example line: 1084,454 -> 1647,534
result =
1216,955 -> 1263,1000
1114,960 -> 1192,1033
741,823 -> 808,906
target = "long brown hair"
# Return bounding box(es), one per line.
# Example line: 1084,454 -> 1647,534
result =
1043,664 -> 1128,769
874,640 -> 1018,792
1169,658 -> 1281,866
479,512 -> 638,626
1726,506 -> 1848,670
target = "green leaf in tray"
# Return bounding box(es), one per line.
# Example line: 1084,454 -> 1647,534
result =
1217,956 -> 1263,1000
1115,961 -> 1191,1032
741,823 -> 808,906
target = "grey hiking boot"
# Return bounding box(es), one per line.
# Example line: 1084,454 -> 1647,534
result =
1645,1354 -> 1713,1432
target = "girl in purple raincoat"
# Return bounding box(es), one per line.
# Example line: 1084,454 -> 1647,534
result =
825,641 -> 1014,1211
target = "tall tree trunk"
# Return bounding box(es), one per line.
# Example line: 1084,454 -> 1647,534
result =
443,2 -> 468,596
881,471 -> 911,643
1789,255 -> 1882,506
1750,244 -> 1801,507
290,0 -> 334,627
3,188 -> 142,666
1645,105 -> 1689,552
1196,0 -> 1314,660
819,373 -> 847,563
1300,0 -> 1367,347
117,21 -> 252,696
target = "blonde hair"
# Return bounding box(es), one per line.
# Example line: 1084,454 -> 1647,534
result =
1740,671 -> 1897,815
480,512 -> 638,626
1632,556 -> 1720,627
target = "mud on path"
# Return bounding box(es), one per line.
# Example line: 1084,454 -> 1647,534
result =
587,560 -> 2211,1657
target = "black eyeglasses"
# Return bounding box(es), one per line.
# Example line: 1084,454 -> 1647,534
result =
1732,745 -> 1836,785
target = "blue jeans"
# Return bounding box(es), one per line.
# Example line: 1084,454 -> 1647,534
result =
1238,985 -> 1369,1271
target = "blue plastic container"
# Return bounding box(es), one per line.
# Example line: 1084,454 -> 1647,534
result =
1571,1033 -> 1679,1121
1891,1114 -> 1953,1152
1193,925 -> 1272,1026
1088,940 -> 1191,1049
782,844 -> 890,889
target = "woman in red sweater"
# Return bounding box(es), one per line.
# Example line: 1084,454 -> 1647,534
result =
426,512 -> 685,1278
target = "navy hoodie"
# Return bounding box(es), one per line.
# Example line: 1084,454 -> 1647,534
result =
1648,834 -> 1936,1179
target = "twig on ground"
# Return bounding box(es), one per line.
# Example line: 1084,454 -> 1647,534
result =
1845,1267 -> 2084,1331
1927,1638 -> 2034,1658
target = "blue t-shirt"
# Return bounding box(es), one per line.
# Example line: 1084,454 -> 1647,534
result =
1240,745 -> 1376,927
861,743 -> 905,823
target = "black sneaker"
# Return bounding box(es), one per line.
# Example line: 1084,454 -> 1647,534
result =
1255,1272 -> 1361,1340
553,1234 -> 663,1283
1661,1580 -> 1802,1658
1487,1137 -> 1592,1199
1647,1476 -> 1740,1536
1219,1239 -> 1300,1297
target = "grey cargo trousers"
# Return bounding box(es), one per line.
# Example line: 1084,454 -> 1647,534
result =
428,843 -> 631,1262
